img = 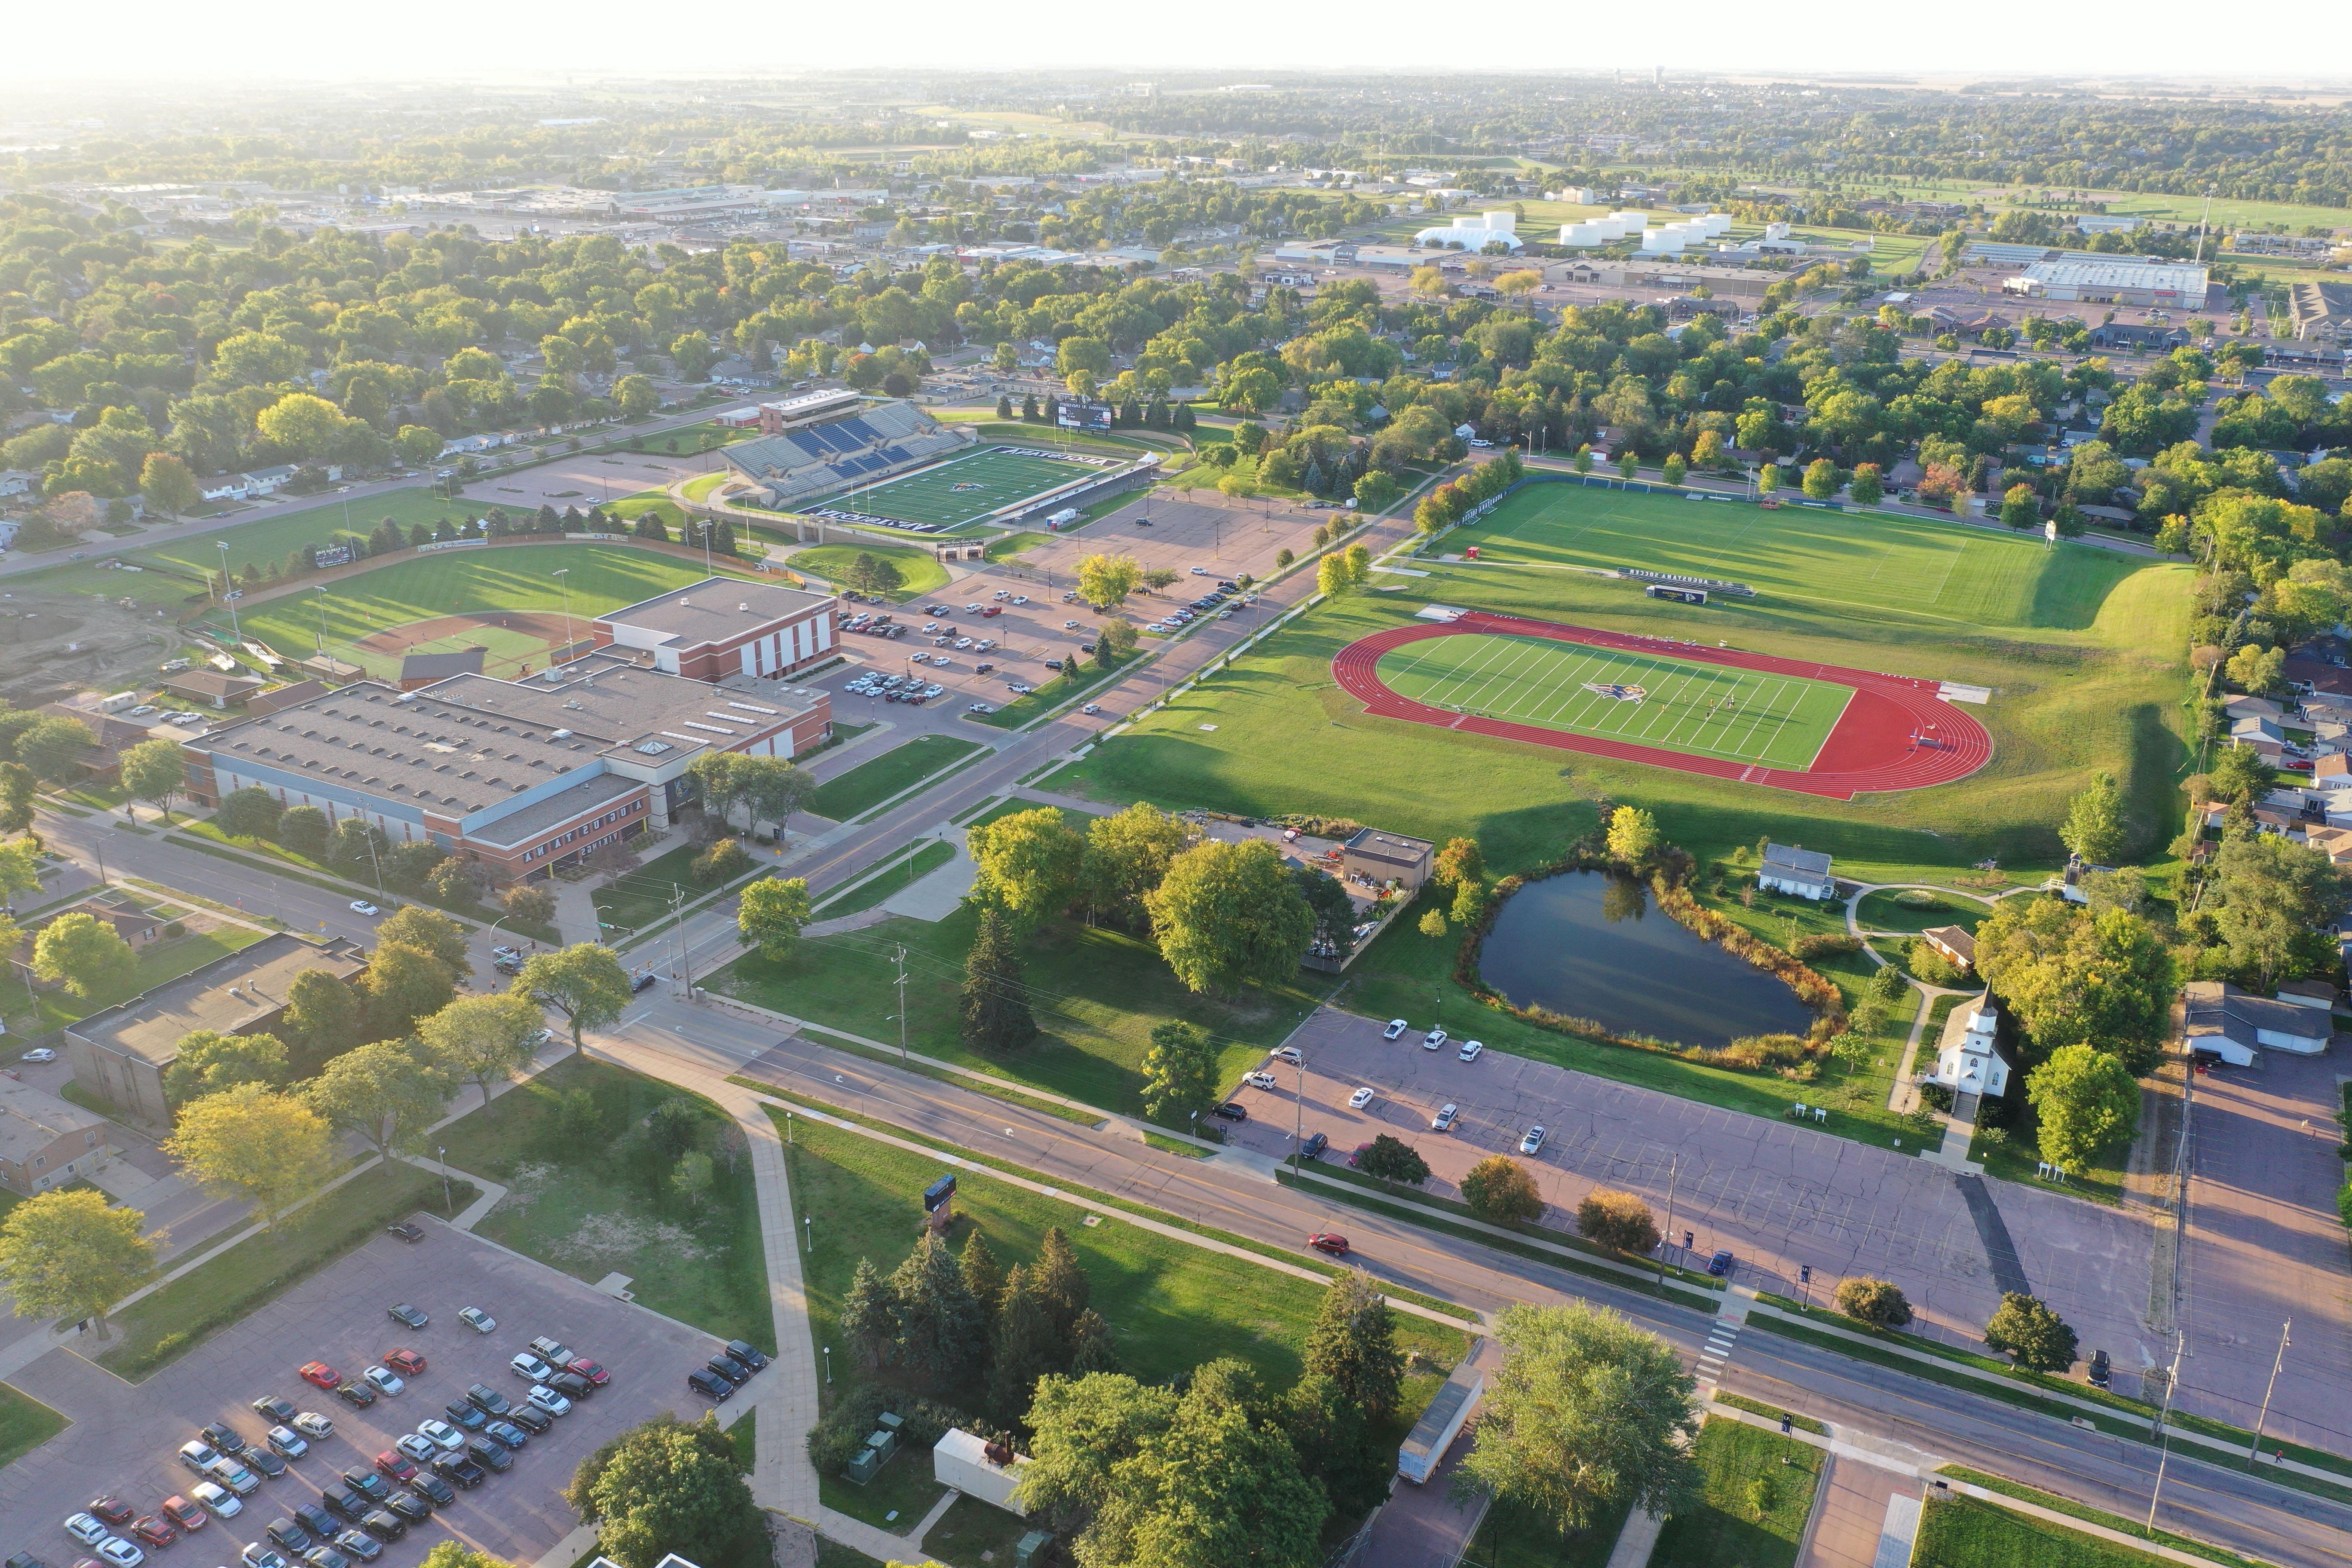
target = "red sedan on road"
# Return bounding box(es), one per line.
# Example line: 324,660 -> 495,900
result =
1307,1233 -> 1351,1257
300,1360 -> 340,1389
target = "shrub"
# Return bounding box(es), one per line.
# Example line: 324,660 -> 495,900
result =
161,920 -> 185,939
1984,1291 -> 2077,1372
1460,1155 -> 1543,1223
1917,1081 -> 1954,1112
692,839 -> 752,885
1356,1133 -> 1430,1185
1905,936 -> 1964,987
1893,888 -> 1940,910
1576,1188 -> 1659,1254
1834,1277 -> 1912,1328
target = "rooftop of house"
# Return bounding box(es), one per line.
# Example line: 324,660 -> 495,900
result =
2183,979 -> 2331,1041
64,933 -> 367,1068
1922,924 -> 1976,961
598,576 -> 836,649
0,1076 -> 106,1166
1762,843 -> 1833,876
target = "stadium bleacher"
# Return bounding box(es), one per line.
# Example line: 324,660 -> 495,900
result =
719,397 -> 970,507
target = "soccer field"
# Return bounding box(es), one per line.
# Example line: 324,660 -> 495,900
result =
1374,632 -> 1855,771
816,446 -> 1104,529
1452,483 -> 2130,630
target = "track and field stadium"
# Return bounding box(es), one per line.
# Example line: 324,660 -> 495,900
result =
806,445 -> 1123,531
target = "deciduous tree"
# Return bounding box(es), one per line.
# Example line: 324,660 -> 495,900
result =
17,714 -> 94,784
32,912 -> 135,999
281,967 -> 364,1074
0,1188 -> 157,1338
1433,837 -> 1486,889
1575,1189 -> 1659,1255
1357,1133 -> 1430,1185
514,943 -> 632,1050
139,452 -> 200,517
1983,1292 -> 2077,1372
1079,802 -> 1192,928
1139,1020 -> 1219,1128
2060,769 -> 2128,864
2025,1044 -> 2141,1172
377,906 -> 471,975
165,1084 -> 335,1228
737,876 -> 812,959
162,1029 -> 291,1105
1972,899 -> 2176,1072
1834,1277 -> 1912,1328
303,1041 -> 449,1170
1461,1155 -> 1544,1222
968,806 -> 1084,933
576,1413 -> 768,1568
1146,838 -> 1314,998
417,992 -> 546,1114
361,941 -> 457,1039
215,786 -> 284,840
1605,805 -> 1660,866
1076,553 -> 1143,609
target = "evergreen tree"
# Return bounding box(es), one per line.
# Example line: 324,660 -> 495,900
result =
1285,1372 -> 1393,1518
408,522 -> 431,547
1173,402 -> 1196,432
1066,1308 -> 1121,1375
996,394 -> 1014,419
960,1228 -> 1007,1342
888,1234 -> 986,1378
537,504 -> 560,531
1304,1272 -> 1406,1420
1145,397 -> 1170,429
841,1256 -> 899,1367
987,1263 -> 1064,1425
1302,457 -> 1326,495
1043,394 -> 1061,426
1022,393 -> 1039,422
960,906 -> 1038,1053
712,520 -> 738,557
1033,1224 -> 1091,1339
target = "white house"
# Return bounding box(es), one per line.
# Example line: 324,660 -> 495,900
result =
934,1427 -> 1030,1515
1758,843 -> 1835,900
1932,994 -> 2012,1108
2184,980 -> 2333,1063
0,468 -> 36,498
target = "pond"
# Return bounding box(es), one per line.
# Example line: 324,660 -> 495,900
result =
1479,871 -> 1817,1050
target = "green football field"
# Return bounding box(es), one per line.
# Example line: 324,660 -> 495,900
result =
1375,633 -> 1853,769
816,446 -> 1103,529
1450,484 -> 2109,629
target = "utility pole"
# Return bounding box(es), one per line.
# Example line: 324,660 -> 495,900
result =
554,568 -> 573,661
2248,1320 -> 2292,1467
2146,1329 -> 2187,1533
669,887 -> 689,996
1658,1155 -> 1680,1292
219,541 -> 242,643
894,944 -> 909,1061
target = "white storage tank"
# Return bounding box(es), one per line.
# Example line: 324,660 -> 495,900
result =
1697,212 -> 1733,238
1640,228 -> 1685,254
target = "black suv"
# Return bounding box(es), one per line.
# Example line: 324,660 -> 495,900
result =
265,1521 -> 313,1554
292,1504 -> 339,1540
545,1369 -> 593,1401
383,1492 -> 432,1525
360,1511 -> 406,1544
320,1487 -> 371,1525
687,1368 -> 732,1401
342,1470 -> 390,1503
725,1339 -> 770,1372
506,1403 -> 551,1435
465,1437 -> 513,1473
409,1473 -> 455,1507
429,1454 -> 484,1490
464,1383 -> 511,1417
201,1422 -> 248,1456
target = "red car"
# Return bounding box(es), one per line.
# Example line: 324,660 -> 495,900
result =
300,1360 -> 340,1389
159,1496 -> 207,1531
130,1516 -> 177,1548
90,1498 -> 135,1527
1308,1233 -> 1351,1257
385,1348 -> 427,1375
375,1449 -> 418,1484
566,1357 -> 610,1387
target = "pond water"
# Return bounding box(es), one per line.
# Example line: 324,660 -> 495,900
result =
1479,871 -> 1817,1050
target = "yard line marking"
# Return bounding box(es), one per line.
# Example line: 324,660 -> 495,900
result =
1728,678 -> 1806,761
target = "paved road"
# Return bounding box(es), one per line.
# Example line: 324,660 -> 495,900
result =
604,996 -> 2352,1568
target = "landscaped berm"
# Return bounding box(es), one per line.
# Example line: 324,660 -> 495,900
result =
1339,612 -> 1991,799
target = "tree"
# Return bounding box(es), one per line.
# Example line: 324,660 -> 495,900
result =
841,1256 -> 901,1367
988,1263 -> 1065,1424
216,785 -> 284,840
1079,802 -> 1192,928
1304,1272 -> 1406,1420
693,839 -> 751,885
577,1414 -> 768,1568
2000,483 -> 2042,530
277,804 -> 330,861
0,763 -> 34,834
1575,1189 -> 1659,1254
1076,553 -> 1143,609
1033,1223 -> 1091,1338
1455,1302 -> 1701,1534
378,906 -> 471,977
734,756 -> 816,830
2207,742 -> 2276,805
612,374 -> 657,419
1067,1308 -> 1121,1375
842,551 -> 905,596
1292,864 -> 1357,959
0,1188 -> 157,1339
2207,834 -> 2352,988
514,944 -> 632,1050
1433,837 -> 1486,890
671,1150 -> 715,1206
1849,463 -> 1884,505
304,1041 -> 448,1170
1317,554 -> 1352,597
888,1233 -> 987,1378
416,1546 -> 518,1568
32,912 -> 135,999
395,425 -> 445,466
2060,770 -> 2128,864
1139,1020 -> 1220,1127
1605,805 -> 1660,866
1461,1155 -> 1544,1222
417,992 -> 545,1114
361,941 -> 457,1040
502,883 -> 557,930
139,451 -> 199,518
961,905 -> 1038,1054
1983,1291 -> 2078,1373
281,967 -> 364,1075
162,1029 -> 290,1105
1803,458 -> 1840,500
737,876 -> 812,959
1357,1133 -> 1431,1185
2026,1044 -> 2141,1172
1972,899 -> 2176,1073
959,1228 -> 1006,1338
1834,1277 -> 1913,1329
968,806 -> 1085,932
165,1084 -> 335,1229
18,714 -> 95,784
1146,838 -> 1315,998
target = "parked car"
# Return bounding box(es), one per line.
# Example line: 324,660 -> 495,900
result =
243,1448 -> 287,1479
187,1486 -> 238,1521
340,1471 -> 389,1504
441,1402 -> 487,1432
1270,1046 -> 1302,1065
415,1419 -> 462,1452
334,1382 -> 376,1409
95,1542 -> 144,1568
564,1357 -> 609,1387
1458,1040 -> 1484,1063
508,1353 -> 553,1384
383,1443 -> 428,1477
329,1528 -> 380,1562
1301,1131 -> 1329,1160
1519,1126 -> 1547,1155
1243,1071 -> 1277,1090
242,1548 -> 289,1568
299,1363 -> 340,1390
205,1424 -> 255,1458
292,1412 -> 334,1441
265,1520 -> 314,1554
348,901 -> 378,917
384,1224 -> 424,1244
1421,1028 -> 1448,1051
89,1500 -> 135,1528
362,1366 -> 404,1396
687,1368 -> 733,1402
525,1385 -> 571,1417
704,1355 -> 751,1386
1706,1250 -> 1736,1278
290,1505 -> 338,1541
2089,1350 -> 2112,1389
302,1549 -> 349,1568
128,1520 -> 175,1550
1210,1101 -> 1247,1121
457,1308 -> 495,1334
483,1420 -> 529,1450
1348,1087 -> 1375,1109
1382,1019 -> 1409,1040
428,1455 -> 483,1490
178,1439 -> 223,1474
724,1339 -> 769,1372
410,1471 -> 455,1507
266,1426 -> 309,1460
385,1350 -> 426,1376
464,1383 -> 510,1417
1308,1233 -> 1350,1257
64,1516 -> 110,1549
251,1396 -> 297,1424
527,1337 -> 574,1365
505,1404 -> 551,1436
21,1046 -> 57,1062
360,1511 -> 406,1546
463,1439 -> 512,1474
382,1494 -> 431,1527
386,1305 -> 427,1329
545,1369 -> 593,1401
1430,1104 -> 1458,1131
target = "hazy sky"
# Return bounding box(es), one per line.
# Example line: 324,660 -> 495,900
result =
13,0 -> 2351,87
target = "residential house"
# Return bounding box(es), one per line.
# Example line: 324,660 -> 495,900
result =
2183,979 -> 2333,1063
160,670 -> 263,709
1930,994 -> 2012,1119
2275,978 -> 2336,1011
2230,714 -> 2288,762
1920,925 -> 1976,973
0,469 -> 37,498
1758,844 -> 1836,900
2314,754 -> 2352,787
2221,693 -> 2283,725
2086,322 -> 2190,353
0,1078 -> 113,1197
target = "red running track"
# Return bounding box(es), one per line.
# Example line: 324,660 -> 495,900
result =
1332,612 -> 1993,801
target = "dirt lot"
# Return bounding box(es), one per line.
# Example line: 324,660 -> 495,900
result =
0,590 -> 190,707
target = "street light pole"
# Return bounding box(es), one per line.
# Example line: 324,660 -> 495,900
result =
553,569 -> 573,661
1659,1155 -> 1681,1292
313,587 -> 330,656
2146,1329 -> 2187,1531
219,542 -> 242,643
2248,1320 -> 2292,1467
436,1145 -> 452,1214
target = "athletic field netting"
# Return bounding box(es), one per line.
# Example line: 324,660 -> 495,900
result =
1375,631 -> 1853,771
815,446 -> 1107,530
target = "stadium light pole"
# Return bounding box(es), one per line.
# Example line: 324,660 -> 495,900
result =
219,542 -> 242,643
313,588 -> 330,656
553,569 -> 573,660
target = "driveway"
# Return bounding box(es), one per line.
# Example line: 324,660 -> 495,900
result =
0,1216 -> 748,1568
1241,1010 -> 2161,1396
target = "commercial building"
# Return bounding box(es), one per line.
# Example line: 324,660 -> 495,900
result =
594,576 -> 838,682
0,1078 -> 112,1197
2000,256 -> 2209,308
399,649 -> 487,690
1342,828 -> 1435,892
64,933 -> 369,1124
2183,980 -> 2333,1064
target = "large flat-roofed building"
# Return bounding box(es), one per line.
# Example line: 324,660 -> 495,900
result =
0,1077 -> 112,1196
179,644 -> 832,885
2289,280 -> 2352,344
594,576 -> 839,682
2001,256 -> 2209,308
64,933 -> 368,1124
1342,828 -> 1436,891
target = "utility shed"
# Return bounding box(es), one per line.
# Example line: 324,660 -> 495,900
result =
934,1427 -> 1030,1515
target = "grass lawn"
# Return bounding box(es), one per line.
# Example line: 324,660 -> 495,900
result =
983,531 -> 1050,561
606,491 -> 691,531
813,1541 -> 888,1568
683,472 -> 732,502
12,488 -> 468,598
919,1494 -> 1032,1568
623,421 -> 740,455
435,1055 -> 773,1349
778,1108 -> 1468,1530
99,1162 -> 474,1381
0,1382 -> 69,1468
1933,1467 -> 2269,1568
593,839 -> 725,936
809,735 -> 986,821
787,543 -> 952,601
1856,888 -> 1993,934
1651,1417 -> 1825,1568
32,925 -> 270,1031
812,839 -> 959,919
217,545 -> 752,675
974,651 -> 1139,730
1464,1494 -> 1631,1568
714,899 -> 1328,1121
1971,1119 -> 2126,1206
1911,1494 -> 2164,1568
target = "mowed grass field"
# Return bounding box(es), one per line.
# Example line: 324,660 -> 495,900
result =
219,544 -> 744,676
815,445 -> 1103,529
1050,484 -> 2192,884
1453,483 -> 2140,633
1376,633 -> 1853,769
15,487 -> 472,598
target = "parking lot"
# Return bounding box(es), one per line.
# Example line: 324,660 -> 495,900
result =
0,1215 -> 746,1568
1232,1009 -> 2161,1387
462,447 -> 723,514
